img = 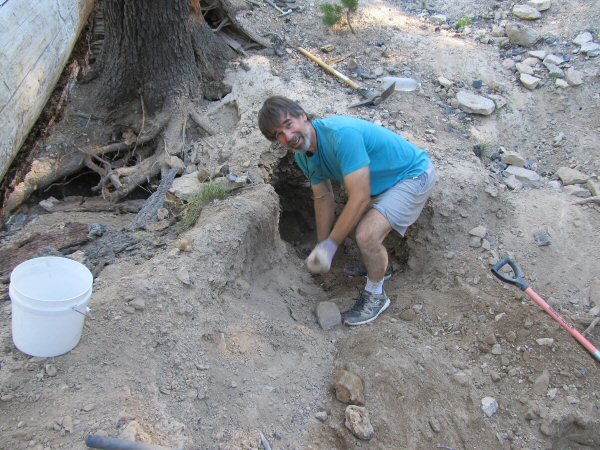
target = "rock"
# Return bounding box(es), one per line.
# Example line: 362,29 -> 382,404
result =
491,344 -> 502,355
170,172 -> 203,201
453,371 -> 471,386
556,167 -> 589,185
516,62 -> 534,75
520,73 -> 541,89
197,168 -> 211,182
506,22 -> 540,46
544,63 -> 564,78
62,416 -> 73,433
572,32 -> 593,47
429,416 -> 442,433
129,298 -> 146,311
38,199 -> 56,211
438,76 -> 454,87
332,370 -> 365,405
344,405 -> 374,440
315,411 -> 328,422
504,175 -> 523,190
399,308 -> 417,321
501,151 -> 526,167
580,42 -> 600,57
527,0 -> 551,11
586,180 -> 600,197
469,225 -> 487,238
45,364 -> 57,377
565,68 -> 584,86
487,94 -> 507,109
175,238 -> 193,252
540,419 -> 554,436
456,91 -> 495,115
504,166 -> 542,186
533,231 -> 551,246
316,301 -> 341,330
564,185 -> 590,197
481,397 -> 498,417
533,369 -> 550,395
502,58 -> 515,70
469,236 -> 482,248
543,54 -> 563,66
589,278 -> 600,307
513,5 -> 541,20
528,50 -> 547,59
536,338 -> 554,346
176,268 -> 192,285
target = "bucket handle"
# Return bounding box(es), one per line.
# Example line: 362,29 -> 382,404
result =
73,305 -> 93,319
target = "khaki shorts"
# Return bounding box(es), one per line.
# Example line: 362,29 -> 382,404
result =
371,163 -> 436,236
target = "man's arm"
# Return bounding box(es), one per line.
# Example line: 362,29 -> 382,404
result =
328,166 -> 371,244
312,180 -> 335,242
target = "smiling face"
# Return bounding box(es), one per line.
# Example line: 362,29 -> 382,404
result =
272,113 -> 316,154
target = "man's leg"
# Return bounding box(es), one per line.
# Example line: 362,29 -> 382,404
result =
355,209 -> 392,283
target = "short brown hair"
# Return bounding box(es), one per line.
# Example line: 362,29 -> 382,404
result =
258,96 -> 307,141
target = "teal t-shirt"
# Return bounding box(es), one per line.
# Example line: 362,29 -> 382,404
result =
295,116 -> 430,196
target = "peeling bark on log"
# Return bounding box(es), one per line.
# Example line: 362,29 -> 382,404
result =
0,222 -> 90,283
0,0 -> 94,182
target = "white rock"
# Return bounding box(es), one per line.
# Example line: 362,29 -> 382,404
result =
572,32 -> 593,47
456,91 -> 495,115
504,166 -> 542,186
556,167 -> 589,185
520,73 -> 541,89
555,79 -> 569,88
430,14 -> 447,25
527,0 -> 551,11
506,22 -> 540,46
501,151 -> 526,167
481,397 -> 499,417
528,50 -> 547,60
581,42 -> 600,57
536,338 -> 554,346
516,62 -> 534,75
513,5 -> 542,20
566,67 -> 584,86
543,54 -> 563,66
469,225 -> 487,238
438,76 -> 454,87
522,57 -> 540,66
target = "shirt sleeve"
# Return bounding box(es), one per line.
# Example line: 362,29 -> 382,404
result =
334,127 -> 370,176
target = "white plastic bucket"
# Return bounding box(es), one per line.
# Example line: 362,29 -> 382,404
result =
9,256 -> 93,357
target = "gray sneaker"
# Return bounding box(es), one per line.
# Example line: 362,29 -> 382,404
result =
344,264 -> 393,280
342,290 -> 391,326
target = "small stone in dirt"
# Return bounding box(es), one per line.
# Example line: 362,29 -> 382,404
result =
456,91 -> 495,115
38,198 -> 56,211
82,403 -> 95,412
469,225 -> 487,238
176,268 -> 192,285
564,185 -> 590,197
428,416 -> 442,433
501,151 -> 526,167
315,411 -> 328,422
123,306 -> 136,314
506,22 -> 540,46
45,364 -> 57,377
316,301 -> 341,330
540,419 -> 554,436
527,0 -> 551,11
129,298 -> 146,311
533,369 -> 550,395
513,5 -> 541,19
504,166 -> 542,186
344,405 -> 374,440
556,167 -> 589,185
62,416 -> 73,433
491,344 -> 503,355
176,238 -> 193,252
520,73 -> 541,89
453,371 -> 471,386
399,308 -> 417,321
88,223 -> 108,237
332,370 -> 365,405
533,231 -> 551,246
481,397 -> 498,417
490,371 -> 502,382
547,388 -> 558,399
580,42 -> 600,57
469,236 -> 482,248
572,32 -> 593,47
536,337 -> 554,346
438,76 -> 453,87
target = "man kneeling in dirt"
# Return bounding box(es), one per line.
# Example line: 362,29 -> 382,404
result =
258,96 -> 436,326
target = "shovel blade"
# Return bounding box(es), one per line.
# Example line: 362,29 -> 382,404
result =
349,82 -> 396,108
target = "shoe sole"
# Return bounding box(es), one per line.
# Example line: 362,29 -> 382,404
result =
343,298 -> 391,326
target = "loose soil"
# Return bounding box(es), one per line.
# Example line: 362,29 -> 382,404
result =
1,1 -> 600,449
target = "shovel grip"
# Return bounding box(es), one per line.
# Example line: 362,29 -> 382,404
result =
297,47 -> 360,90
491,257 -> 529,290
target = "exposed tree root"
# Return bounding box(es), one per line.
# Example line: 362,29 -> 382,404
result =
81,97 -> 215,203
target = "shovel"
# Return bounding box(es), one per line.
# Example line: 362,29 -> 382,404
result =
491,257 -> 600,363
297,47 -> 402,108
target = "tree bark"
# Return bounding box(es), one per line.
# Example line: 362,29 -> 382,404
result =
96,0 -> 202,111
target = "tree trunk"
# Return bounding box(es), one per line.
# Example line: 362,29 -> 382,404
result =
96,0 -> 202,111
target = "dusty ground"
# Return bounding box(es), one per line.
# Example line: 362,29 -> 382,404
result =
1,0 -> 600,449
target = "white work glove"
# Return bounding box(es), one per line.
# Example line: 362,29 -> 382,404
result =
306,238 -> 338,274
